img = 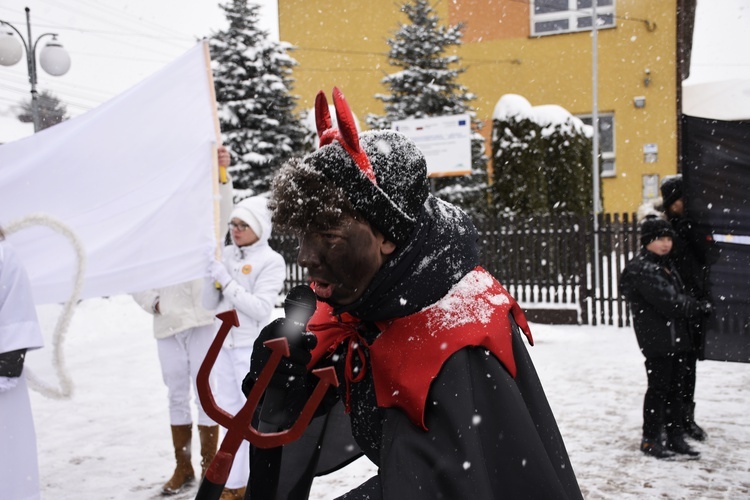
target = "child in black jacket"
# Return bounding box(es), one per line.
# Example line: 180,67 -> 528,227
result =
620,216 -> 710,460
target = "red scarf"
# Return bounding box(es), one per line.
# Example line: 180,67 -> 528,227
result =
307,267 -> 533,431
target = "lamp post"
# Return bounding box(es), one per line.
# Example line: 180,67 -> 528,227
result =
0,7 -> 71,132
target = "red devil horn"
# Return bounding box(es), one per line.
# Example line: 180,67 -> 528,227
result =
315,90 -> 333,140
332,87 -> 377,184
332,87 -> 359,152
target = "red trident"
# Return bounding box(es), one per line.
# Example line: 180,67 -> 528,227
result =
195,310 -> 338,499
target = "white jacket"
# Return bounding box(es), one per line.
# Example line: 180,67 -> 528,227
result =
203,196 -> 286,349
132,279 -> 215,339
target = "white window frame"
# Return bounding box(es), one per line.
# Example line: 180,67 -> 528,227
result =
579,113 -> 616,178
530,0 -> 616,37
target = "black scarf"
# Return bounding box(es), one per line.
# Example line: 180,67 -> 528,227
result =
331,196 -> 480,324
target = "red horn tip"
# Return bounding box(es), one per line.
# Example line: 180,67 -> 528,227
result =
315,91 -> 332,141
331,88 -> 377,185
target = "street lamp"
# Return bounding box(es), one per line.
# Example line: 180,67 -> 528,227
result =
0,7 -> 71,132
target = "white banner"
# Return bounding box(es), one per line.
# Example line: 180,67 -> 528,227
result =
0,42 -> 220,305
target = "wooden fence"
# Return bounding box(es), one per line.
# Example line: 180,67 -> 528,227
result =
269,212 -> 641,327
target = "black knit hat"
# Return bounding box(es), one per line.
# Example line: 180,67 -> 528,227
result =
640,215 -> 675,246
660,175 -> 683,209
303,88 -> 429,245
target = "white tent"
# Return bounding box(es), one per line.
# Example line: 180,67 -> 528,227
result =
682,79 -> 750,121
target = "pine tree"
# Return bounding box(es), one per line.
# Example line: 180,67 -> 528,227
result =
366,0 -> 488,218
16,90 -> 68,131
210,0 -> 307,197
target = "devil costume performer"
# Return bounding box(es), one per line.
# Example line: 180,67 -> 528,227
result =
248,88 -> 582,500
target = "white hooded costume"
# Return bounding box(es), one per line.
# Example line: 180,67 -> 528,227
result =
0,240 -> 44,500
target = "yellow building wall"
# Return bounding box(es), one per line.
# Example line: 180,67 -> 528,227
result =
278,0 -> 679,214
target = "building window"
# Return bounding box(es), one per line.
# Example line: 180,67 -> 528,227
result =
531,0 -> 616,36
580,113 -> 615,177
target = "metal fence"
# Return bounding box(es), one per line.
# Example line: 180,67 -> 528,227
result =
268,212 -> 641,326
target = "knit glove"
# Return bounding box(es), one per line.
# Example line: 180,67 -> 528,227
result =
243,319 -> 323,429
208,260 -> 232,289
242,318 -> 318,396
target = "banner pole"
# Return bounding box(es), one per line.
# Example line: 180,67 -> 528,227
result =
202,39 -> 224,260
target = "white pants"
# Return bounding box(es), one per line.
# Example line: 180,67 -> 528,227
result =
214,344 -> 253,489
0,373 -> 40,500
156,324 -> 217,426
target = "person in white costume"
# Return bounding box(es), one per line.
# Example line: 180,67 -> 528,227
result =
204,195 -> 286,500
0,227 -> 45,500
132,145 -> 234,496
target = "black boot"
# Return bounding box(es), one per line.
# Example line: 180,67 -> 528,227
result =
685,421 -> 707,441
667,432 -> 701,458
685,403 -> 708,441
640,437 -> 676,460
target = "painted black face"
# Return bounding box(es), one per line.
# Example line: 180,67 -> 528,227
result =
297,215 -> 394,305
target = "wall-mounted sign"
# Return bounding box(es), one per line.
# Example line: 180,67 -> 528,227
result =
642,173 -> 660,202
393,114 -> 472,177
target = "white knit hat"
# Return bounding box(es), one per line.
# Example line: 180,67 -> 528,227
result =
231,201 -> 263,238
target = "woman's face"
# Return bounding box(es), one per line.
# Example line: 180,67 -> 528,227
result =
230,218 -> 259,247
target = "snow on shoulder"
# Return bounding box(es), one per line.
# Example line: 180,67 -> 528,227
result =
426,269 -> 510,330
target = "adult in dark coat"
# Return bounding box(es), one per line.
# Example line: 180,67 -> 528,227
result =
620,216 -> 710,459
244,88 -> 582,499
660,175 -> 713,440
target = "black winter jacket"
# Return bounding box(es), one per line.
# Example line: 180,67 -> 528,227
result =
620,249 -> 699,357
668,215 -> 712,300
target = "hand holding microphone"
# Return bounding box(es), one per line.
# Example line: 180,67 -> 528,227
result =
244,285 -> 318,431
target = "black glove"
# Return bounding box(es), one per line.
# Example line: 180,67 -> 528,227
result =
0,349 -> 26,378
242,318 -> 318,397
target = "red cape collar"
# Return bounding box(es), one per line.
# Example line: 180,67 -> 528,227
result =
307,267 -> 533,430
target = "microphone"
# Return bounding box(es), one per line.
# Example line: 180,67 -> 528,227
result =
257,285 -> 317,432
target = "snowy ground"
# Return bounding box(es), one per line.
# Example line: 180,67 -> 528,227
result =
27,295 -> 750,499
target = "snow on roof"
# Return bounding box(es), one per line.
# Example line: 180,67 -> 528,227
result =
492,94 -> 591,137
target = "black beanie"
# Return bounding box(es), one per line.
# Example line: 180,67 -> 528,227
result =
303,130 -> 429,245
640,216 -> 675,246
660,175 -> 683,209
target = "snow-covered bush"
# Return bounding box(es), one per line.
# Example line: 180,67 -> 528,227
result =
491,94 -> 595,216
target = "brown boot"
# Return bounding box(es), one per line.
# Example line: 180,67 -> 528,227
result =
198,425 -> 219,478
219,486 -> 246,500
162,424 -> 196,495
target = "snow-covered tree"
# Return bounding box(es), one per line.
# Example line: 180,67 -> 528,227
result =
16,90 -> 68,131
210,0 -> 307,197
366,0 -> 488,218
